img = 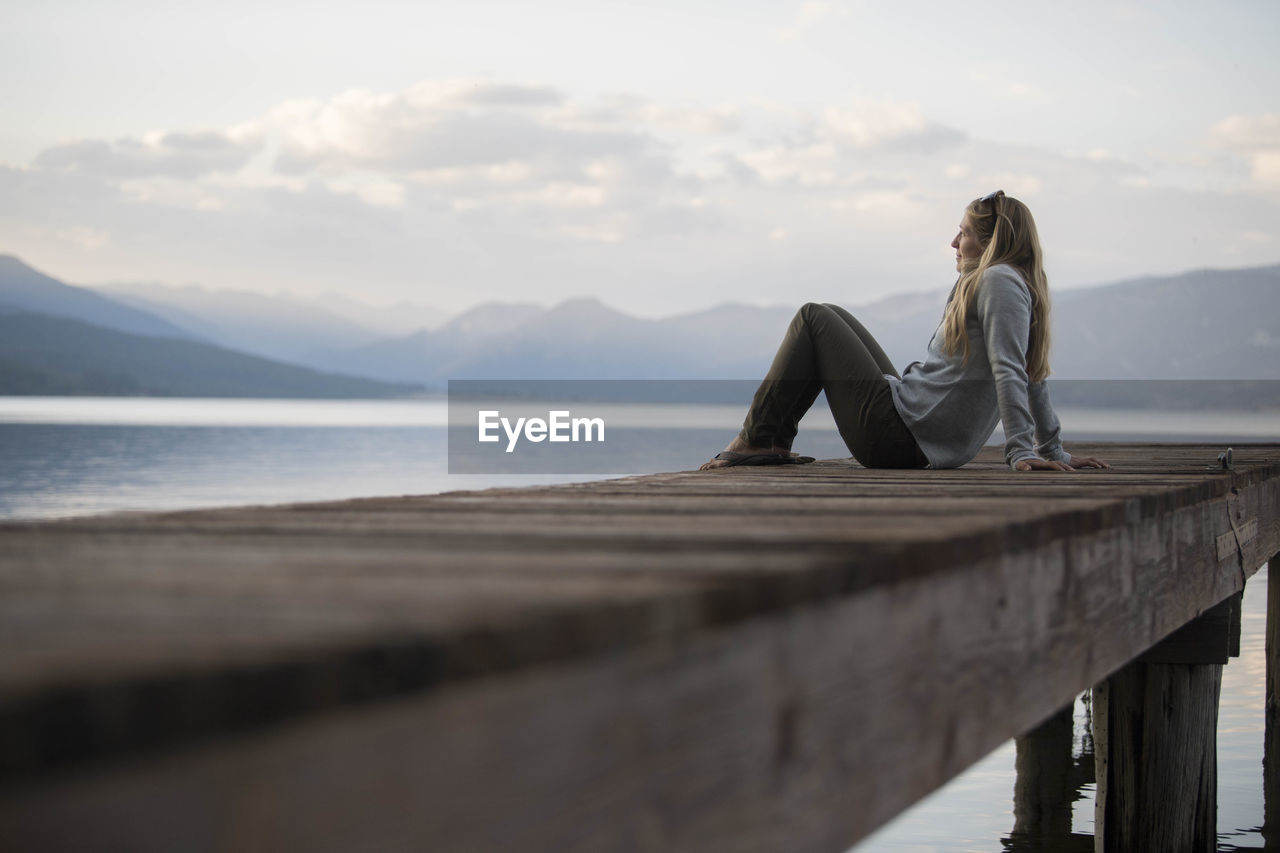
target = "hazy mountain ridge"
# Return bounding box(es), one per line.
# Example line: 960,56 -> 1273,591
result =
302,264 -> 1280,395
1048,266 -> 1280,379
2,253 -> 1278,400
96,282 -> 424,365
0,255 -> 198,342
0,311 -> 420,398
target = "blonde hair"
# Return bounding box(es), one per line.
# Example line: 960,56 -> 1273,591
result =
941,192 -> 1051,382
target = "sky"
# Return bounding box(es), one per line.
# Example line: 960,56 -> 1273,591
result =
2,0 -> 1278,319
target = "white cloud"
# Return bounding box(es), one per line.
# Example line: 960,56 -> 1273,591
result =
118,177 -> 228,211
1005,82 -> 1048,102
734,98 -> 966,187
7,79 -> 1280,317
1210,114 -> 1280,150
324,174 -> 406,208
822,100 -> 963,152
966,65 -> 1049,103
973,173 -> 1043,198
258,82 -> 652,178
1253,152 -> 1280,187
778,2 -> 846,41
55,227 -> 109,250
576,95 -> 742,137
739,142 -> 841,186
1209,114 -> 1280,191
33,129 -> 263,179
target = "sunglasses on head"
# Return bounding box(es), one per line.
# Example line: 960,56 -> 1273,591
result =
981,189 -> 1005,214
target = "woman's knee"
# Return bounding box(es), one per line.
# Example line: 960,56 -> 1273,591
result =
795,302 -> 829,326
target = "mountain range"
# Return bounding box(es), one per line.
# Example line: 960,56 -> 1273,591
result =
0,256 -> 418,398
299,265 -> 1280,388
97,281 -> 446,365
1,253 -> 1278,402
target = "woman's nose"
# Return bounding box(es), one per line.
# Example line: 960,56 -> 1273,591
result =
950,234 -> 959,248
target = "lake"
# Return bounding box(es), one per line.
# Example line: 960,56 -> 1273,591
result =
0,395 -> 1276,850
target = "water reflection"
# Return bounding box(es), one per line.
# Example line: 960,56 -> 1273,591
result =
859,568 -> 1272,851
1000,699 -> 1095,852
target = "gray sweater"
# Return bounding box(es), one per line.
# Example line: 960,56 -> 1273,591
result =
887,264 -> 1071,470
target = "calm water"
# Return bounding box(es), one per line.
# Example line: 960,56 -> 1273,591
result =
1,396 -> 1276,850
859,569 -> 1271,852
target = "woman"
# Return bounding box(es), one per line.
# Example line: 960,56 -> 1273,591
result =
700,191 -> 1109,472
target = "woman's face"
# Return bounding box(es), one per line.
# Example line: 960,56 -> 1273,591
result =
951,213 -> 985,272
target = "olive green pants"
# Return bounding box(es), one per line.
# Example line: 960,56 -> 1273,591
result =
738,302 -> 927,469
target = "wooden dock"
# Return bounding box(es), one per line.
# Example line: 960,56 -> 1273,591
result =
1,442 -> 1278,851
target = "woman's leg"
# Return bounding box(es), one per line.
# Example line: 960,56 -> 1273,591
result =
818,304 -> 922,466
822,303 -> 899,379
724,302 -> 911,465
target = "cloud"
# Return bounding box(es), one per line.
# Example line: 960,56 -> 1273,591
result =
33,129 -> 263,179
8,80 -> 1280,318
778,2 -> 846,41
257,84 -> 663,205
581,95 -> 743,137
966,65 -> 1049,104
443,82 -> 564,108
1211,114 -> 1280,150
822,100 -> 965,152
1210,114 -> 1280,190
733,99 -> 967,186
54,226 -> 110,250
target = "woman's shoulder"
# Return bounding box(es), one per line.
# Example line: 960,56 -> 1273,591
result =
975,264 -> 1031,311
980,263 -> 1028,287
978,264 -> 1030,297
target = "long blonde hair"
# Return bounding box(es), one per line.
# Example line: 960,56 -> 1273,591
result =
941,192 -> 1051,382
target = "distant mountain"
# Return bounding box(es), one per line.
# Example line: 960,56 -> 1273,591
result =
298,263 -> 1280,408
95,282 -> 440,366
1050,265 -> 1280,379
303,301 -> 549,383
5,250 -> 1277,403
0,256 -> 198,341
315,291 -> 449,337
0,312 -> 421,398
307,297 -> 785,384
747,266 -> 1280,382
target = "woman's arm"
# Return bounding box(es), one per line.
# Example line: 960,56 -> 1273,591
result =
1028,380 -> 1070,463
978,267 -> 1111,471
1024,381 -> 1111,470
976,267 -> 1043,470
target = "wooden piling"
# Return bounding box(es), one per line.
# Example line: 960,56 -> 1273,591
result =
1093,662 -> 1222,852
1092,591 -> 1241,852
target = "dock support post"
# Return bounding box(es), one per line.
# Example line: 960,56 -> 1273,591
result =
1092,594 -> 1239,853
1092,663 -> 1221,852
1266,557 -> 1280,845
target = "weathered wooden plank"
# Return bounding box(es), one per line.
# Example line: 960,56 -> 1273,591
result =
0,443 -> 1277,852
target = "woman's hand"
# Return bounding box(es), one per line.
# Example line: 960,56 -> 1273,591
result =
1015,455 -> 1110,471
1015,458 -> 1074,471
